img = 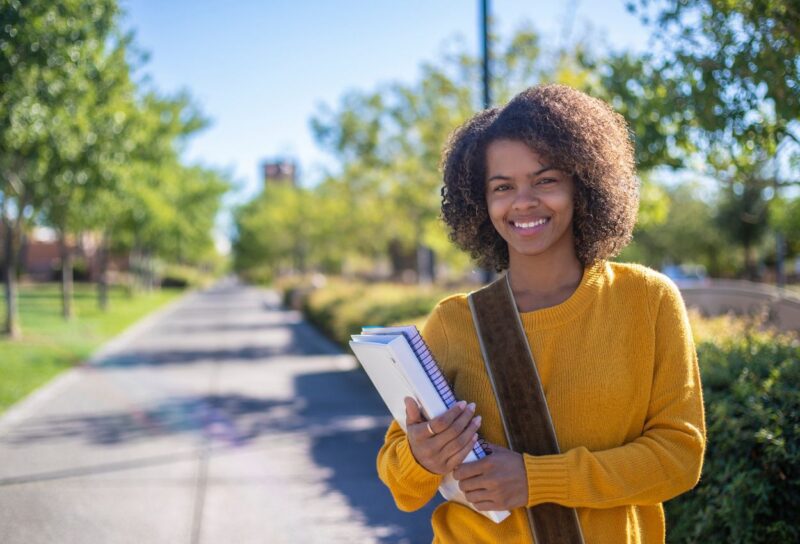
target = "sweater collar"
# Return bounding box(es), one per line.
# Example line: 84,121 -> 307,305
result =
513,260 -> 607,330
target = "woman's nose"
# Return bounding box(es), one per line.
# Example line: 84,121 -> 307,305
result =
512,187 -> 539,210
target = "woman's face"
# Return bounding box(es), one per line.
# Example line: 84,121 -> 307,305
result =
484,139 -> 576,264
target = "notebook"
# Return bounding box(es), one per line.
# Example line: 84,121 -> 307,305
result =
349,325 -> 510,524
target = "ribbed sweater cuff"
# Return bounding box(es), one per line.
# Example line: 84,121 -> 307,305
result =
396,437 -> 444,488
524,454 -> 569,507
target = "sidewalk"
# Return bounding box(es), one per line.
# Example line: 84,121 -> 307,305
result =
0,280 -> 436,543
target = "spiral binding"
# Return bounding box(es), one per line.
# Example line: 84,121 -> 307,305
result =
401,328 -> 491,460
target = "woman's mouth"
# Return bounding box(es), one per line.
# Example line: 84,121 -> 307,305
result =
510,217 -> 550,234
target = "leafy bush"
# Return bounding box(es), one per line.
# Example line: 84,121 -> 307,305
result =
666,329 -> 800,543
239,265 -> 274,286
159,264 -> 216,288
294,280 -> 450,347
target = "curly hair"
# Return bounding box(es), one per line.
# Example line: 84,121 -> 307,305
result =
441,84 -> 639,271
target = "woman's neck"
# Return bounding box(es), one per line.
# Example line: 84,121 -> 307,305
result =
506,250 -> 584,313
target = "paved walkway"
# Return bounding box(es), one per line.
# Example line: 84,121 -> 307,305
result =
0,280 -> 437,543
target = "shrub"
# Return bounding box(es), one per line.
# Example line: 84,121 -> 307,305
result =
665,329 -> 800,543
159,264 -> 215,288
239,266 -> 274,285
292,280 -> 450,347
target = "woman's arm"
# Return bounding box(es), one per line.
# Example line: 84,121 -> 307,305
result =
523,278 -> 706,509
376,419 -> 444,511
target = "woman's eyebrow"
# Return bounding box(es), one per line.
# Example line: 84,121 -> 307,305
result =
487,174 -> 511,182
528,165 -> 555,177
487,165 -> 555,182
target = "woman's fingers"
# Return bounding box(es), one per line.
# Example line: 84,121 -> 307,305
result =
445,431 -> 480,471
404,397 -> 423,425
403,399 -> 484,475
440,413 -> 481,459
429,402 -> 475,446
426,401 -> 468,434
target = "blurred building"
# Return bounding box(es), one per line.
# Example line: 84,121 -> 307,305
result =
0,225 -> 128,282
262,159 -> 298,187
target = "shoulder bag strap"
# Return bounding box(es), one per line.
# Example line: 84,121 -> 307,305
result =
468,275 -> 585,544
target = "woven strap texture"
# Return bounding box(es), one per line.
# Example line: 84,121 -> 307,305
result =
468,276 -> 585,544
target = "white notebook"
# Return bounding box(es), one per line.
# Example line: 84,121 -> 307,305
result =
349,325 -> 510,524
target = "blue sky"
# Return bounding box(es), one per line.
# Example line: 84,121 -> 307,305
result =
121,1 -> 650,245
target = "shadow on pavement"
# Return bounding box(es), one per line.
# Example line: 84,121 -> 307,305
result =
1,394 -> 296,447
96,322 -> 338,367
2,368 -> 437,542
295,369 -> 440,544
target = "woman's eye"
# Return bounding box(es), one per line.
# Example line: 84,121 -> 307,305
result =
538,178 -> 557,185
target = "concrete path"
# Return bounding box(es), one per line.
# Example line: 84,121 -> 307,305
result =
0,280 -> 437,543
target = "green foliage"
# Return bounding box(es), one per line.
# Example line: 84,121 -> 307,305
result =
232,184 -> 312,277
621,179 -> 737,276
631,0 -> 800,154
770,195 -> 800,259
293,280 -> 451,348
666,329 -> 800,543
0,0 -> 229,331
234,26 -> 600,281
159,263 -> 217,288
600,0 -> 800,277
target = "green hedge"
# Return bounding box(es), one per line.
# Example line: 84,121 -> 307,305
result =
299,279 -> 448,347
665,330 -> 799,543
287,281 -> 799,541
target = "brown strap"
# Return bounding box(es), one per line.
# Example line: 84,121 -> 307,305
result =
468,275 -> 585,544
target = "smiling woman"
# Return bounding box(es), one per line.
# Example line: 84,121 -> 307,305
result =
441,85 -> 639,273
484,140 -> 578,311
376,85 -> 706,544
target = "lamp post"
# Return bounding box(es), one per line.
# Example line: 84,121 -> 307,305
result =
480,0 -> 495,284
482,0 -> 491,111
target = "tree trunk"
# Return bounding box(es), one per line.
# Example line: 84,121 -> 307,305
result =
776,231 -> 786,288
59,233 -> 74,320
97,232 -> 109,311
3,219 -> 20,338
743,238 -> 757,281
416,244 -> 434,285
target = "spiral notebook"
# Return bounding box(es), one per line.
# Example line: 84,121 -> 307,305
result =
349,325 -> 510,524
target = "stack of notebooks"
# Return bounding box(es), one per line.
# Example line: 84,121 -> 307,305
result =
349,325 -> 510,524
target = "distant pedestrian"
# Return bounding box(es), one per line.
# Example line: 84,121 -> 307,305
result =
377,84 -> 706,543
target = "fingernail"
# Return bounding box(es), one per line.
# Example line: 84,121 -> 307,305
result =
467,402 -> 476,413
457,400 -> 467,409
473,415 -> 482,426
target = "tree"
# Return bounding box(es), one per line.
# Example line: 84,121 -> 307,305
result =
232,184 -> 309,281
40,22 -> 136,318
303,27 -> 593,281
622,179 -> 737,277
630,0 -> 800,162
613,0 -> 800,278
0,0 -> 120,333
1,0 -> 228,328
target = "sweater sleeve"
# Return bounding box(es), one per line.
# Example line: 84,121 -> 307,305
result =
375,305 -> 448,511
523,278 -> 706,509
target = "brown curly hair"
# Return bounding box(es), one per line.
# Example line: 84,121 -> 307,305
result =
441,84 -> 639,271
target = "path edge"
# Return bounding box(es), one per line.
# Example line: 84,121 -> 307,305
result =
0,289 -> 197,434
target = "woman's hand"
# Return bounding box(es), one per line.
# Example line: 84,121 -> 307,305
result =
453,444 -> 528,511
404,397 -> 481,475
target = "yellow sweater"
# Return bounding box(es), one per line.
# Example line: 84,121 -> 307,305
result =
377,261 -> 706,544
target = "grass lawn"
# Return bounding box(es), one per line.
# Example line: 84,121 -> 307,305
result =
0,283 -> 185,414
